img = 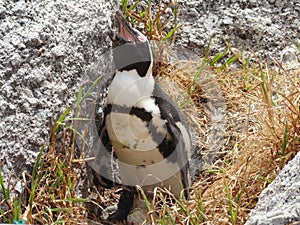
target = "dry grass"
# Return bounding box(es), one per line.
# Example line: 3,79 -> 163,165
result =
13,57 -> 298,225
146,55 -> 300,225
191,65 -> 299,224
20,121 -> 88,224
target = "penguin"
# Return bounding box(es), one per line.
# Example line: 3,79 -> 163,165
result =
93,11 -> 191,222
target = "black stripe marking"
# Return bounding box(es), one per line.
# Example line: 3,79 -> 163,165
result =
105,104 -> 153,122
105,102 -> 182,162
106,104 -> 174,157
148,120 -> 175,158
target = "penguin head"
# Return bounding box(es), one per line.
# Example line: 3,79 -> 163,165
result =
109,11 -> 153,77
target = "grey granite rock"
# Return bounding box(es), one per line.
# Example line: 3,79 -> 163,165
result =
245,151 -> 300,225
178,0 -> 300,60
0,0 -> 115,189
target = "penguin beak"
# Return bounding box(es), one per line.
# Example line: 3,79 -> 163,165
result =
109,11 -> 152,76
116,11 -> 137,43
109,10 -> 149,46
109,11 -> 136,44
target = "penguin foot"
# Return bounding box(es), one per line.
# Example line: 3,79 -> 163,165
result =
106,186 -> 135,222
107,208 -> 130,223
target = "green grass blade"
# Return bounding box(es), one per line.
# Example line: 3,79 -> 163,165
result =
210,49 -> 228,66
32,146 -> 45,181
138,186 -> 152,212
67,176 -> 72,193
197,191 -> 206,222
206,169 -> 225,174
80,74 -> 103,106
51,208 -> 71,212
64,198 -> 89,203
260,71 -> 268,97
175,198 -> 189,216
139,11 -> 147,18
75,86 -> 83,117
204,33 -> 216,59
295,39 -> 300,52
50,176 -> 64,190
129,1 -> 141,10
282,122 -> 289,156
76,86 -> 83,107
64,117 -> 92,122
187,59 -> 206,96
0,169 -> 10,200
226,54 -> 238,65
148,20 -> 153,33
218,54 -> 238,71
121,0 -> 128,13
163,25 -> 181,41
179,99 -> 193,109
166,211 -> 176,225
13,198 -> 21,221
29,151 -> 45,208
64,124 -> 88,146
54,107 -> 71,133
234,188 -> 244,203
0,207 -> 9,222
225,183 -> 237,224
173,4 -> 179,22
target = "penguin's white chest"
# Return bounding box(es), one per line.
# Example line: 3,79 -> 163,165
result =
108,70 -> 158,112
106,112 -> 181,189
106,112 -> 160,152
105,70 -> 181,188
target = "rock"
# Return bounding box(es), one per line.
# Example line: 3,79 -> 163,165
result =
245,152 -> 300,225
178,0 -> 300,59
0,0 -> 114,189
281,45 -> 300,70
51,44 -> 67,58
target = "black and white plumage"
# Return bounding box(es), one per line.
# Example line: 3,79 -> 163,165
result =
93,11 -> 191,222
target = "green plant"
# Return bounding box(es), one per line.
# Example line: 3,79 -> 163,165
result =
282,122 -> 289,156
257,168 -> 273,184
0,170 -> 24,223
196,191 -> 206,223
225,183 -> 238,225
295,39 -> 300,52
24,107 -> 89,224
121,0 -> 180,42
0,170 -> 10,223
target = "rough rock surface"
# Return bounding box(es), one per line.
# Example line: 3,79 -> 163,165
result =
0,0 -> 299,223
0,0 -> 115,190
179,0 -> 300,62
245,151 -> 300,225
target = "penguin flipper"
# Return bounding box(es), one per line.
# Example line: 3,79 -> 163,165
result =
153,83 -> 191,198
90,125 -> 115,189
165,121 -> 191,199
91,99 -> 116,189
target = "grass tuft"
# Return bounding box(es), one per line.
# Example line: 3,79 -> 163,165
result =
0,169 -> 23,223
21,114 -> 88,224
